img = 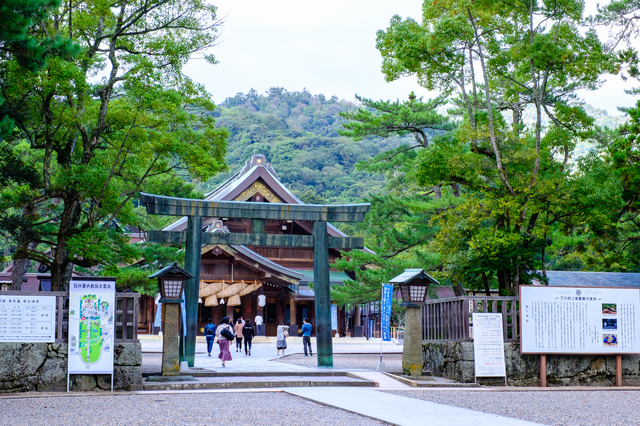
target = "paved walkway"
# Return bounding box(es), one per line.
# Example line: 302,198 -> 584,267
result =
285,386 -> 545,426
139,336 -> 547,425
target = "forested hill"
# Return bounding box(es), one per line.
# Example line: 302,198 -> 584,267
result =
199,88 -> 407,203
199,88 -> 627,204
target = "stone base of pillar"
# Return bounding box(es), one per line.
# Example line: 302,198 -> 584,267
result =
162,303 -> 181,376
402,305 -> 423,377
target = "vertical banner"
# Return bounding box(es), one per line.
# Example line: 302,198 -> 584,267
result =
381,284 -> 393,341
331,304 -> 338,330
472,313 -> 507,378
181,290 -> 187,337
68,278 -> 115,374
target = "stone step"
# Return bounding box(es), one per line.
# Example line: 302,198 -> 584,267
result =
143,370 -> 351,378
141,374 -> 376,391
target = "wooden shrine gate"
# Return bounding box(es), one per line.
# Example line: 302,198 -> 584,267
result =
140,193 -> 370,368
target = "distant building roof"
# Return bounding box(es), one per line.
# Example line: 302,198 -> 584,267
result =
542,271 -> 640,288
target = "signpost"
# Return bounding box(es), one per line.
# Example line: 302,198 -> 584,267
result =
520,285 -> 640,387
0,295 -> 56,342
67,278 -> 116,391
472,313 -> 507,385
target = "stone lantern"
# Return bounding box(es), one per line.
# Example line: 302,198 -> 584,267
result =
149,262 -> 193,376
389,268 -> 439,377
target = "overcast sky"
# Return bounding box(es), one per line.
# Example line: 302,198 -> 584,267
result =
184,0 -> 636,115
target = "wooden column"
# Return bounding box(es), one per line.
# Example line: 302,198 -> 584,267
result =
354,305 -> 361,326
182,215 -> 202,367
616,355 -> 622,387
290,298 -> 297,325
313,220 -> 333,367
540,355 -> 546,387
277,287 -> 286,324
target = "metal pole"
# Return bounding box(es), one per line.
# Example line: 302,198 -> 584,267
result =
313,220 -> 333,367
182,215 -> 202,367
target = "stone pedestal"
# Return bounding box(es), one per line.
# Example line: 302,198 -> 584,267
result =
162,303 -> 181,376
403,304 -> 423,377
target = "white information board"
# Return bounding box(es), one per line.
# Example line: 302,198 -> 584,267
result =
0,295 -> 56,342
521,286 -> 640,354
472,313 -> 507,378
68,279 -> 115,374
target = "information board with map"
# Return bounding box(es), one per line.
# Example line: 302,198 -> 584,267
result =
521,286 -> 640,355
67,278 -> 115,374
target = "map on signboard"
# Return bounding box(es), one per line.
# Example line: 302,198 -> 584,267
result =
69,293 -> 113,365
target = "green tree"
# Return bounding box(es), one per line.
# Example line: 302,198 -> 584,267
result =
1,0 -> 228,290
369,0 -> 615,295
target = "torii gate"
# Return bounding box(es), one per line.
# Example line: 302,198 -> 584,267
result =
140,193 -> 370,368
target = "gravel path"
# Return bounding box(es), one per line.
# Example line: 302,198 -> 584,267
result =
385,389 -> 640,426
1,392 -> 388,426
274,354 -> 402,371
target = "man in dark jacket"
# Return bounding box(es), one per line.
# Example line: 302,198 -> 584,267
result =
204,318 -> 216,356
301,317 -> 313,356
242,319 -> 255,355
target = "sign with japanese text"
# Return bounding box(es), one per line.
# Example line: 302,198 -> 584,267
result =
68,278 -> 115,374
520,286 -> 640,354
381,284 -> 393,341
0,295 -> 56,342
472,313 -> 507,377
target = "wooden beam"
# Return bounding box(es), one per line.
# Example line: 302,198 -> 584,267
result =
146,230 -> 365,249
140,192 -> 370,222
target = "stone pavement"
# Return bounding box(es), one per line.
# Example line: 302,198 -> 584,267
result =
139,336 -> 547,425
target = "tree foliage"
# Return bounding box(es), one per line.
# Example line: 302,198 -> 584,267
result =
1,0 -> 228,290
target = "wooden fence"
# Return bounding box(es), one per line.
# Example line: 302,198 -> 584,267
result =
422,296 -> 519,342
0,291 -> 140,343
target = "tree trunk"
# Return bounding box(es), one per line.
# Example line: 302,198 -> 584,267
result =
452,281 -> 464,296
433,184 -> 442,199
450,183 -> 461,197
497,269 -> 507,296
10,257 -> 31,290
481,271 -> 491,296
50,197 -> 82,291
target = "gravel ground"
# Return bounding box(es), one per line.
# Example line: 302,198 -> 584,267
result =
385,389 -> 640,426
274,354 -> 403,371
142,352 -> 163,373
0,392 -> 388,426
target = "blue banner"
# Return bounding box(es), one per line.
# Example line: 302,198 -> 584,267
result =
381,284 -> 393,341
331,304 -> 338,330
181,290 -> 187,337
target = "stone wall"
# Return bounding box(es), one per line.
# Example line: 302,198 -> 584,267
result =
0,342 -> 142,392
423,341 -> 640,386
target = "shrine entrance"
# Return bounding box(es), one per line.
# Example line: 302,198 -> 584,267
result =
140,193 -> 369,367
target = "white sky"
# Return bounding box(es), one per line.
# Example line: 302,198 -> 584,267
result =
184,0 -> 636,116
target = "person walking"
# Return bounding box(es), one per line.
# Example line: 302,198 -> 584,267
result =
234,318 -> 244,352
204,318 -> 216,357
301,317 -> 313,356
242,319 -> 255,355
216,317 -> 233,367
276,322 -> 289,356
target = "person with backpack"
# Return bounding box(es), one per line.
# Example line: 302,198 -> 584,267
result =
216,317 -> 234,367
204,318 -> 217,357
242,319 -> 255,355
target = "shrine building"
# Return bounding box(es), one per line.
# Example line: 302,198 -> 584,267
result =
150,154 -> 358,337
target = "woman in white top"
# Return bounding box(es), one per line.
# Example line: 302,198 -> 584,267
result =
276,322 -> 289,356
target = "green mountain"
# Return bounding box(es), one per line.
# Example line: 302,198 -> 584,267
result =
198,88 -> 411,204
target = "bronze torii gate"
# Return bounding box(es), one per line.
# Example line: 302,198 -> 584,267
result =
140,193 -> 370,368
